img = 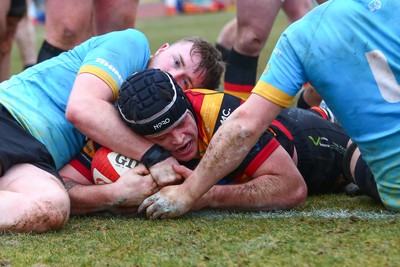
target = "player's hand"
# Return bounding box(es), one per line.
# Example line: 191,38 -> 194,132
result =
137,184 -> 193,219
138,164 -> 197,219
148,156 -> 183,187
112,164 -> 159,208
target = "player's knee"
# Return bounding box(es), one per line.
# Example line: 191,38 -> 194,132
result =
45,188 -> 70,229
292,183 -> 308,208
28,188 -> 70,233
59,28 -> 84,48
280,180 -> 307,210
284,7 -> 311,23
235,31 -> 265,55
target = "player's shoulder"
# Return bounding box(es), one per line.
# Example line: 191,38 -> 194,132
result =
91,29 -> 148,47
106,29 -> 148,43
186,89 -> 242,109
186,88 -> 241,100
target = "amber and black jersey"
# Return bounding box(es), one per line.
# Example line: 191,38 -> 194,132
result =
185,89 -> 350,194
70,89 -> 350,194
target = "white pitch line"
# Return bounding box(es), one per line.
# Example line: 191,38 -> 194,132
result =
187,209 -> 400,220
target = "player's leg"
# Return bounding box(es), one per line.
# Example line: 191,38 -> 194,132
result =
37,0 -> 93,63
215,18 -> 237,62
0,0 -> 11,62
0,0 -> 11,82
0,164 -> 70,233
286,107 -> 350,194
0,104 -> 70,233
343,141 -> 381,202
0,0 -> 25,81
296,84 -> 323,109
93,0 -> 139,34
14,10 -> 37,70
316,0 -> 329,4
0,0 -> 11,38
282,0 -> 314,23
224,0 -> 281,100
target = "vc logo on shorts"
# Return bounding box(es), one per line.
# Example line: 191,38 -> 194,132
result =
308,136 -> 346,153
308,136 -> 330,148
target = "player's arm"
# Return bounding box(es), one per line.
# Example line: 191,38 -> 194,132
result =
66,73 -> 154,163
190,145 -> 307,211
66,73 -> 181,186
60,163 -> 158,216
139,95 -> 283,218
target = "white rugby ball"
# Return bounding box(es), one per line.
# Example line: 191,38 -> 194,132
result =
91,146 -> 140,184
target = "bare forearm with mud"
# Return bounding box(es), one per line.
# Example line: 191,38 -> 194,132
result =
67,183 -> 126,215
193,174 -> 304,211
137,121 -> 262,218
193,178 -> 282,211
182,119 -> 260,201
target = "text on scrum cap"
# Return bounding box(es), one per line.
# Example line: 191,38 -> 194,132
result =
117,68 -> 193,136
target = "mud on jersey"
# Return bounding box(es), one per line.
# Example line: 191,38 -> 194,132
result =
186,89 -> 350,193
71,89 -> 349,194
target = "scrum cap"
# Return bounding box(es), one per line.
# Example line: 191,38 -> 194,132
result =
117,68 -> 192,136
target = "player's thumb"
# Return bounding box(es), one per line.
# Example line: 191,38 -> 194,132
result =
172,164 -> 192,181
132,164 -> 150,175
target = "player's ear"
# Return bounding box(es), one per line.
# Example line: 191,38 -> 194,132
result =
154,43 -> 170,55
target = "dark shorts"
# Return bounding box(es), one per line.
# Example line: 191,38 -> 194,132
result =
0,104 -> 62,182
275,108 -> 350,195
7,0 -> 28,17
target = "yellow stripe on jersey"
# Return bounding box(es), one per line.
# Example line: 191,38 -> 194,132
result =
192,89 -> 224,142
252,80 -> 293,108
82,139 -> 97,158
224,90 -> 251,101
78,65 -> 120,101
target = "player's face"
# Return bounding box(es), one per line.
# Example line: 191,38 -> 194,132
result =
146,112 -> 198,162
147,42 -> 205,91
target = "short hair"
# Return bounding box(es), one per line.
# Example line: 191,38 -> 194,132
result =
176,36 -> 225,90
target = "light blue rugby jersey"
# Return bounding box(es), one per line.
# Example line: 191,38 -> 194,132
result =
253,0 -> 400,210
0,29 -> 151,169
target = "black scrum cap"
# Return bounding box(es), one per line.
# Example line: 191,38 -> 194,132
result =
118,68 -> 192,136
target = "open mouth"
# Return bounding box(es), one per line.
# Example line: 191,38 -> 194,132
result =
176,142 -> 191,154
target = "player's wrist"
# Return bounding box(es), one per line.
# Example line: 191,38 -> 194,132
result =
141,144 -> 172,169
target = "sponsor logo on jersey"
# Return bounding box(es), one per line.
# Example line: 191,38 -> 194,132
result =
96,58 -> 123,84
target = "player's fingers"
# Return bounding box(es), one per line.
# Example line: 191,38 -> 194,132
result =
132,164 -> 150,175
172,164 -> 192,181
138,194 -> 157,213
150,208 -> 167,219
146,203 -> 159,219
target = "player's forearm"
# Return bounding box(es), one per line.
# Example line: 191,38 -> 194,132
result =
67,183 -> 127,215
66,75 -> 154,161
194,176 -> 306,211
181,103 -> 272,201
74,103 -> 153,160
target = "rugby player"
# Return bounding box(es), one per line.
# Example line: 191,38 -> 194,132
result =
0,30 -> 224,232
140,0 -> 399,218
61,69 -> 357,216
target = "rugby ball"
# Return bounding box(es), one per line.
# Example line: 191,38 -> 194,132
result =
91,146 -> 140,184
